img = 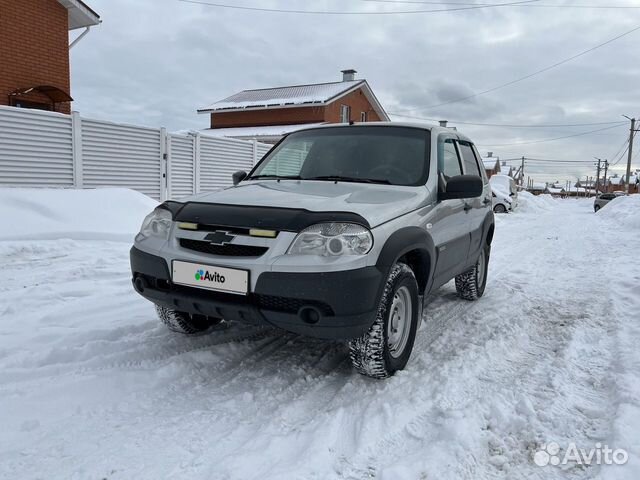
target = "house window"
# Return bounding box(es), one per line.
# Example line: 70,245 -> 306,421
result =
360,111 -> 367,122
9,98 -> 52,111
340,104 -> 351,123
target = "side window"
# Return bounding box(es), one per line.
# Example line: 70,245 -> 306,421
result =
458,141 -> 481,176
438,137 -> 462,179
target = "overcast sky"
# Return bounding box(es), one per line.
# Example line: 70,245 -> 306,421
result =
69,0 -> 640,184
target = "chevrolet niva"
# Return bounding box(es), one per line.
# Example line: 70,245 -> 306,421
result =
130,123 -> 495,378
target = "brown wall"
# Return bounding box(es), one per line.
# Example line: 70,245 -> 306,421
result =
323,88 -> 382,123
0,0 -> 71,113
211,106 -> 325,128
210,87 -> 382,128
607,182 -> 638,193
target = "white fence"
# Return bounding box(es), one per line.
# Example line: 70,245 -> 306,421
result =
0,106 -> 272,200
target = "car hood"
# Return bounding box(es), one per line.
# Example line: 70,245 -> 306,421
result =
180,180 -> 429,228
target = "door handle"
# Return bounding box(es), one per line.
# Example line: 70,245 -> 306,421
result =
464,203 -> 472,212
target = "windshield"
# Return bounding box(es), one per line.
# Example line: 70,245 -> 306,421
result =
249,126 -> 430,186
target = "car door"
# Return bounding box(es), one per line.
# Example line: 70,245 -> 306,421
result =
458,141 -> 492,260
430,135 -> 472,285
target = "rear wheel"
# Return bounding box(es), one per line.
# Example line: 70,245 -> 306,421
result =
349,263 -> 420,379
155,305 -> 222,334
455,245 -> 490,301
493,204 -> 507,214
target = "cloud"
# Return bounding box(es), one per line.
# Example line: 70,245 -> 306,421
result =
69,0 -> 640,183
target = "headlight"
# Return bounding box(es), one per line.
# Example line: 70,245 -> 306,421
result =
287,223 -> 373,256
136,207 -> 172,241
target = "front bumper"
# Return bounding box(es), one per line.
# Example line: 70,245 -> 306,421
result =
130,247 -> 383,340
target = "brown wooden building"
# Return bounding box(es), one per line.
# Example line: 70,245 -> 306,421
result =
198,70 -> 389,143
0,0 -> 100,114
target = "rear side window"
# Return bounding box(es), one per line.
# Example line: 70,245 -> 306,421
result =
458,141 -> 481,176
438,138 -> 462,179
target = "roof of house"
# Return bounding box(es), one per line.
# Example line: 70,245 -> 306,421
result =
482,158 -> 500,169
609,173 -> 640,185
198,79 -> 389,120
545,187 -> 564,194
57,0 -> 100,30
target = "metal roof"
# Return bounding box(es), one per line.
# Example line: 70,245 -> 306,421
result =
57,0 -> 100,30
199,80 -> 365,112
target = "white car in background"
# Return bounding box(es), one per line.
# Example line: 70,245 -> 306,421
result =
490,174 -> 518,213
492,187 -> 513,213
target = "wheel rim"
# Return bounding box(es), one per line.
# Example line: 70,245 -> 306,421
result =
495,204 -> 506,213
387,286 -> 412,358
477,249 -> 486,287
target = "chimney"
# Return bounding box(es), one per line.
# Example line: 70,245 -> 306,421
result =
341,69 -> 357,82
439,120 -> 448,127
487,151 -> 493,157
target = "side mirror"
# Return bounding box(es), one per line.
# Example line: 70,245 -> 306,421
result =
439,175 -> 483,200
232,170 -> 247,185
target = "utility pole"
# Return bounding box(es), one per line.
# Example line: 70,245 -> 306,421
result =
594,157 -> 602,195
603,160 -> 609,193
520,156 -> 525,187
623,116 -> 636,195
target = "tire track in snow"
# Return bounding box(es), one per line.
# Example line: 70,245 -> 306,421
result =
337,205 -> 621,480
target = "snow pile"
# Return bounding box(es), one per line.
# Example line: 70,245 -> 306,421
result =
0,188 -> 157,241
514,191 -> 557,213
596,194 -> 640,229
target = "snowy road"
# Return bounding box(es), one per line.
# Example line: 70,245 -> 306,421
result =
1,194 -> 638,479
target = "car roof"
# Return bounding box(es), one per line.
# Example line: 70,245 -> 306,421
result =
288,121 -> 474,143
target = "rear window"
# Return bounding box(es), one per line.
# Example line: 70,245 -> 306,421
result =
251,126 -> 431,186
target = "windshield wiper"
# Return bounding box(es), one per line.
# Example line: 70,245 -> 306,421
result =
305,175 -> 391,185
247,174 -> 302,180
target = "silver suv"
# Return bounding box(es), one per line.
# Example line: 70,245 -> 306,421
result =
593,192 -> 618,212
130,123 -> 495,378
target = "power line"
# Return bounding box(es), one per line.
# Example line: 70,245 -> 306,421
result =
477,124 -> 626,146
178,0 -> 540,14
362,0 -> 640,9
608,137 -> 630,165
392,24 -> 640,112
387,112 -> 627,128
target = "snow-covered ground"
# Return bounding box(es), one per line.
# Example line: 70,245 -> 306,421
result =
0,188 -> 638,479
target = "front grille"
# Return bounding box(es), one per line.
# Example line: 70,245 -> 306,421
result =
179,239 -> 268,257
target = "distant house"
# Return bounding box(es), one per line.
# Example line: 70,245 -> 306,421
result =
575,179 -> 596,191
482,153 -> 501,178
527,182 -> 547,195
544,186 -> 565,197
607,170 -> 639,193
0,0 -> 100,114
197,70 -> 389,144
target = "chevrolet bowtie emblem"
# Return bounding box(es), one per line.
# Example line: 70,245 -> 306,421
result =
204,231 -> 235,245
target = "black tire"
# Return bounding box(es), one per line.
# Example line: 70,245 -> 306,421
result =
594,205 -> 601,212
455,245 -> 490,301
493,204 -> 507,214
349,263 -> 420,379
155,305 -> 222,334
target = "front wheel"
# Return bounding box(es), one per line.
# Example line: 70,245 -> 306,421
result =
155,305 -> 222,334
455,245 -> 490,301
349,263 -> 420,379
493,204 -> 507,214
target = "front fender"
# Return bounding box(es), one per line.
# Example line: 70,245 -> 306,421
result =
375,226 -> 436,295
